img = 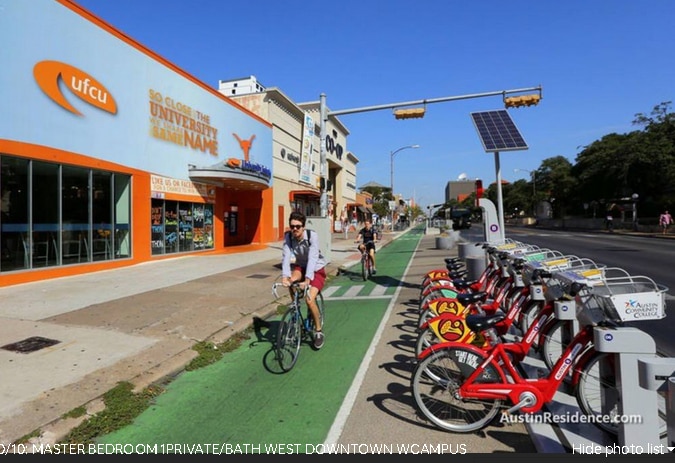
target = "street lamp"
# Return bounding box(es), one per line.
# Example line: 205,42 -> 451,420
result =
390,144 -> 420,229
390,144 -> 420,197
514,168 -> 536,216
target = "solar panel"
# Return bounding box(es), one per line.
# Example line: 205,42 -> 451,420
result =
470,110 -> 528,152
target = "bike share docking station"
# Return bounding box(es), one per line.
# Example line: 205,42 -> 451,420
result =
551,264 -> 667,449
461,238 -> 671,452
594,326 -> 661,447
639,356 -> 675,449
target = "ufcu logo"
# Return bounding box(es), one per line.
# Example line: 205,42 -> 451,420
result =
33,61 -> 117,116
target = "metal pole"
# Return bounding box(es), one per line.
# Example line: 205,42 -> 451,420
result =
389,144 -> 419,230
319,93 -> 328,217
390,150 -> 394,199
494,152 -> 505,243
531,171 -> 536,216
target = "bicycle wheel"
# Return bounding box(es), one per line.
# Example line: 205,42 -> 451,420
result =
518,299 -> 543,335
415,326 -> 440,358
411,346 -> 503,433
575,351 -> 667,437
276,307 -> 302,372
540,319 -> 571,372
306,291 -> 325,334
360,255 -> 367,281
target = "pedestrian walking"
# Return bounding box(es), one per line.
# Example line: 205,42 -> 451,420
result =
659,210 -> 673,235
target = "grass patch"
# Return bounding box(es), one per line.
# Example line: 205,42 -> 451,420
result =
62,406 -> 87,420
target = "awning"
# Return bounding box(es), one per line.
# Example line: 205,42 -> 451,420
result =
289,190 -> 320,201
366,207 -> 375,214
358,206 -> 368,213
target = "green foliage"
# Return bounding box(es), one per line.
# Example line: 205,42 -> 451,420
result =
60,382 -> 163,445
506,101 -> 675,218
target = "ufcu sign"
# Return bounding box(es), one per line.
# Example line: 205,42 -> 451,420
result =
33,61 -> 117,116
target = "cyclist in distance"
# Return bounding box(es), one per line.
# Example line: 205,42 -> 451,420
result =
281,211 -> 327,349
355,219 -> 379,275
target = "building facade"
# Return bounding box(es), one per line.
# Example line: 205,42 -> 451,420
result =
221,79 -> 358,238
0,0 -> 275,286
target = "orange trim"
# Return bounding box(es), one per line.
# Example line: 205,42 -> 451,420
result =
58,0 -> 271,128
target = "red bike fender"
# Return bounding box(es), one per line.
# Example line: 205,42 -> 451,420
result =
418,340 -> 484,360
417,342 -> 508,382
421,280 -> 455,297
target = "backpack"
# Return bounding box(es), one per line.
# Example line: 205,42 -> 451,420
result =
285,229 -> 323,258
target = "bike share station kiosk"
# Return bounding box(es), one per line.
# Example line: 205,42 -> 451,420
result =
459,196 -> 673,452
552,266 -> 668,449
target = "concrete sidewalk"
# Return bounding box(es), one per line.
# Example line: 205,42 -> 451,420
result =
0,230 -> 393,446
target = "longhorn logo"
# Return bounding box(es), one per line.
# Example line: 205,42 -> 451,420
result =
34,61 -> 117,116
233,133 -> 255,161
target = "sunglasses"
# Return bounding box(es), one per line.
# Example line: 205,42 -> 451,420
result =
289,224 -> 303,230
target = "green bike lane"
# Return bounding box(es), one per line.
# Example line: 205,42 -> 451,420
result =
97,228 -> 424,453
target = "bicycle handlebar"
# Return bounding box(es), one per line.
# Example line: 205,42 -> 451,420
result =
272,281 -> 308,299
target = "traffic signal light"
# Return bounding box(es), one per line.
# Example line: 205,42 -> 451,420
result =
504,94 -> 541,108
475,179 -> 484,199
393,108 -> 426,119
316,177 -> 332,190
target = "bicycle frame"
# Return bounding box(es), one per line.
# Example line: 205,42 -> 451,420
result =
359,241 -> 375,279
418,297 -> 555,362
419,322 -> 596,414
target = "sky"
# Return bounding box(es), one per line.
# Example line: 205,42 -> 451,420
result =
73,0 -> 675,208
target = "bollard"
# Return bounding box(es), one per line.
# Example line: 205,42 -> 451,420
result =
457,241 -> 470,260
466,255 -> 487,281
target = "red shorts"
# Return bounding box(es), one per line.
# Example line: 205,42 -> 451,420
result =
292,265 -> 326,291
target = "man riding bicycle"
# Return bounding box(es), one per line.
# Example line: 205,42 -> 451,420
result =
281,211 -> 327,349
355,219 -> 379,275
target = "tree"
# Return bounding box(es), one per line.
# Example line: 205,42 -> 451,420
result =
537,156 -> 576,218
359,185 -> 391,220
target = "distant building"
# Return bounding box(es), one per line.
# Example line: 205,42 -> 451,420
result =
218,75 -> 266,96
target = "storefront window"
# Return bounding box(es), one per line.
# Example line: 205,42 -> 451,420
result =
151,200 -> 212,254
0,154 -> 132,273
178,202 -> 194,252
1,156 -> 29,271
192,203 -> 214,250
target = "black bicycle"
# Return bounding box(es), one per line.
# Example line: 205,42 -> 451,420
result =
271,281 -> 325,372
357,240 -> 375,280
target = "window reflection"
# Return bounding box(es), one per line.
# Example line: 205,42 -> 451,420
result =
0,154 -> 132,272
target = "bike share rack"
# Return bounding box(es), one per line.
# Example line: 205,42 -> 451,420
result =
461,239 -> 670,451
544,254 -> 668,448
595,326 -> 661,446
638,357 -> 675,448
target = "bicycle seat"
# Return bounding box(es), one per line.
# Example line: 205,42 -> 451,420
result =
464,312 -> 506,332
445,262 -> 465,272
456,291 -> 488,305
446,269 -> 468,279
451,278 -> 474,290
